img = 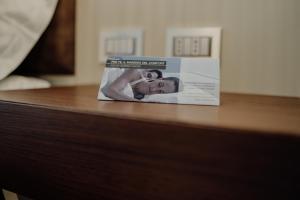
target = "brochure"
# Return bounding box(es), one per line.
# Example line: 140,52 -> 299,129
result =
98,56 -> 220,106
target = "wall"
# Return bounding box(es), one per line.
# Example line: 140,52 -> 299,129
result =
44,0 -> 300,97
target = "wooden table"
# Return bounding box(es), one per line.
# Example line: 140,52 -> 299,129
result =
0,85 -> 299,200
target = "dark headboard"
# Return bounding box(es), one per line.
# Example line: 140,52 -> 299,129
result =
15,0 -> 75,75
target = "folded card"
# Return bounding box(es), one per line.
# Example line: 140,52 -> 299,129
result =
98,56 -> 220,106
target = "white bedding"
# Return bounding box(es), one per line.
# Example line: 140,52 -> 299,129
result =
0,0 -> 58,80
0,75 -> 50,91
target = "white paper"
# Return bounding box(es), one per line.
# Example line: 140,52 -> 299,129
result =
98,56 -> 220,106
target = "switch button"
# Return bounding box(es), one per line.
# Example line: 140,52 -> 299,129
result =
173,36 -> 211,57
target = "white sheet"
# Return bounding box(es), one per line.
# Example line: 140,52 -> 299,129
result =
0,75 -> 50,91
0,0 -> 58,80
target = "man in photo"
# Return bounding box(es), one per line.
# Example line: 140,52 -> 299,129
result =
101,69 -> 179,101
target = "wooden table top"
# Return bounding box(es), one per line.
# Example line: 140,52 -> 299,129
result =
1,85 -> 300,200
0,85 -> 299,136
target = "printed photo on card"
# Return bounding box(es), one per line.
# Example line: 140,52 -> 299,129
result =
98,56 -> 220,106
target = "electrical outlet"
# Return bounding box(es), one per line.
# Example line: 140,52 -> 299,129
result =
166,28 -> 221,59
99,29 -> 143,63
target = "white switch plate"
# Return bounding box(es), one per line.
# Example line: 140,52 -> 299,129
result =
166,27 -> 222,59
99,29 -> 143,63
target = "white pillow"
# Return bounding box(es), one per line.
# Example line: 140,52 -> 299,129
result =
0,75 -> 50,91
0,0 -> 58,80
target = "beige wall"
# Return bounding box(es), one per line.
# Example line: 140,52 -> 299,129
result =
45,0 -> 300,97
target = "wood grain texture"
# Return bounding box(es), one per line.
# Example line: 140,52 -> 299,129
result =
14,0 -> 75,75
0,85 -> 299,135
0,85 -> 300,200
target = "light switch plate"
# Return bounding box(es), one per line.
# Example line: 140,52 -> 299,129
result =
166,27 -> 222,59
99,29 -> 143,63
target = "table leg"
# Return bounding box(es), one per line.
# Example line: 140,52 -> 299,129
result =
0,190 -> 5,200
